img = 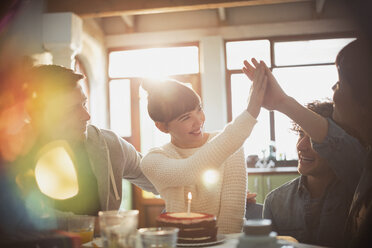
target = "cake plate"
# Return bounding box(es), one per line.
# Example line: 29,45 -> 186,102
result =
177,234 -> 226,247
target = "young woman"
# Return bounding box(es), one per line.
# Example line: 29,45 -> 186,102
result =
140,63 -> 268,234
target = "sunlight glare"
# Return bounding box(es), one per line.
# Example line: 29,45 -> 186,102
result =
202,169 -> 219,187
109,46 -> 199,78
35,140 -> 78,200
274,38 -> 356,66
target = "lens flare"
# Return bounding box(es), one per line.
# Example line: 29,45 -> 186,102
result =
202,169 -> 219,187
35,140 -> 78,200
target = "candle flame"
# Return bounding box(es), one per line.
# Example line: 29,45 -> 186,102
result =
188,192 -> 192,200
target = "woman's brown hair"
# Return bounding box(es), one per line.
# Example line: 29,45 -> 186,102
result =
141,79 -> 201,123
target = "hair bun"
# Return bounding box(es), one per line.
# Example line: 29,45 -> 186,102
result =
141,78 -> 160,94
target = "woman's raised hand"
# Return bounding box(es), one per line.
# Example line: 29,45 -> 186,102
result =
243,58 -> 290,112
244,61 -> 268,119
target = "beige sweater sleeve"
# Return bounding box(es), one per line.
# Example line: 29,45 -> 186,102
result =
141,111 -> 256,191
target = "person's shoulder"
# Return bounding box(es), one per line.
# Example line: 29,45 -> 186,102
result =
208,131 -> 219,138
143,143 -> 174,157
87,124 -> 112,137
145,146 -> 165,155
87,125 -> 128,143
140,146 -> 172,172
326,118 -> 349,137
313,118 -> 366,155
266,177 -> 300,201
87,125 -> 138,156
324,118 -> 361,144
91,125 -> 119,138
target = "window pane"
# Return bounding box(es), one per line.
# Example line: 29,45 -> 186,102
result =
226,40 -> 271,70
139,87 -> 170,154
109,79 -> 131,137
109,46 -> 199,78
274,111 -> 298,161
231,73 -> 270,159
272,65 -> 338,160
274,38 -> 355,66
273,65 -> 337,104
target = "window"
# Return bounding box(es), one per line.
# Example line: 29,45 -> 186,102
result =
226,36 -> 355,162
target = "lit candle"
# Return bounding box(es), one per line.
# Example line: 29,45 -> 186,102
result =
187,192 -> 192,216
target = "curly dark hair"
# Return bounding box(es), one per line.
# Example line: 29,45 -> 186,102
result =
292,100 -> 334,132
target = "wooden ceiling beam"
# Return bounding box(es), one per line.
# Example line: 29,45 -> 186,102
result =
47,0 -> 311,18
121,15 -> 135,28
218,8 -> 226,22
121,15 -> 136,33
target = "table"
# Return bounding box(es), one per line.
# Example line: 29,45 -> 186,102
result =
84,233 -> 325,248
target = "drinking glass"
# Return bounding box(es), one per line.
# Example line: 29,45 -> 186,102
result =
138,227 -> 179,248
98,210 -> 139,248
67,215 -> 95,244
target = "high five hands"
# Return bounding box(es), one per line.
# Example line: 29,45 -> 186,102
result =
243,58 -> 290,113
244,60 -> 268,119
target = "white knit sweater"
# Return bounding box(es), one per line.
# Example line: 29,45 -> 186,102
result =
141,111 -> 257,234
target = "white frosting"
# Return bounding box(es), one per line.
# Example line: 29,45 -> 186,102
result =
168,212 -> 204,218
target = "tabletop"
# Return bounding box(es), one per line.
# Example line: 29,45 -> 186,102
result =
84,233 -> 325,248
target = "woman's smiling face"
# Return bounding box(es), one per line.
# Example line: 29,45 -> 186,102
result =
166,105 -> 206,148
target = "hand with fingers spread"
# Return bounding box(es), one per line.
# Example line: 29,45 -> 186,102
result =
243,58 -> 290,112
244,58 -> 329,143
244,61 -> 268,119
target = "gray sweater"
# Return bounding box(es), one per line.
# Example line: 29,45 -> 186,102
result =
85,125 -> 158,210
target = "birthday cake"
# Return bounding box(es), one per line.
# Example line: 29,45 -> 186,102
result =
156,212 -> 217,244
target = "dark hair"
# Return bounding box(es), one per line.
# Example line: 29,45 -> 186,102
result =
141,79 -> 201,123
24,65 -> 85,128
292,101 -> 334,131
27,65 -> 84,102
336,38 -> 372,108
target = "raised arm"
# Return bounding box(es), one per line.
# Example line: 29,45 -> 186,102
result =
243,58 -> 365,192
243,58 -> 328,143
141,63 -> 268,191
141,111 -> 256,190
